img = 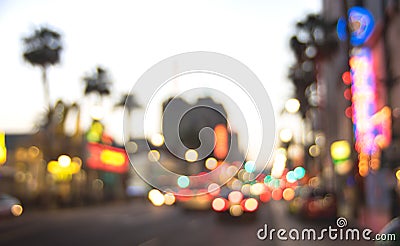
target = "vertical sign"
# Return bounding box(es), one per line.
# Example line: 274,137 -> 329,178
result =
214,124 -> 228,160
350,47 -> 377,154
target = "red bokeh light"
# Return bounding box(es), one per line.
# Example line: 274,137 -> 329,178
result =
343,88 -> 352,100
342,71 -> 351,85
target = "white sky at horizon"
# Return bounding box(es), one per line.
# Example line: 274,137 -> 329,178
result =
0,0 -> 321,159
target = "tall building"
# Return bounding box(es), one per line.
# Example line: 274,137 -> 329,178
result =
319,0 -> 399,230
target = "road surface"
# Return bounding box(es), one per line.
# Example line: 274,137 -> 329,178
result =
0,199 -> 374,246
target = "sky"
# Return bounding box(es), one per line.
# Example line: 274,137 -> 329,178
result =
0,0 -> 321,158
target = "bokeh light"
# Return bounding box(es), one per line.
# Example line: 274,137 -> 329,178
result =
293,166 -> 306,179
164,192 -> 176,206
282,188 -> 295,201
58,155 -> 71,167
148,150 -> 160,162
212,198 -> 228,212
272,188 -> 283,200
205,157 -> 218,170
148,189 -> 165,206
285,98 -> 300,113
279,128 -> 293,143
228,191 -> 243,204
207,183 -> 220,196
286,171 -> 297,183
11,204 -> 23,217
243,198 -> 258,212
229,204 -> 243,217
150,133 -> 164,147
244,161 -> 256,173
185,149 -> 198,162
177,176 -> 190,188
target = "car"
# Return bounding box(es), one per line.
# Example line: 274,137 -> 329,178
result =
0,193 -> 23,217
212,186 -> 260,218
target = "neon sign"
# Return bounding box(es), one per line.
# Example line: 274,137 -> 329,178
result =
350,48 -> 391,154
351,47 -> 377,154
87,143 -> 129,173
337,7 -> 375,46
214,124 -> 228,160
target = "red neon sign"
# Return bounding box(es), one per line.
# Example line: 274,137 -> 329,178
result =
86,142 -> 129,173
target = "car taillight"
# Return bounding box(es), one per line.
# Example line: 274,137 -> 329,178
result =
212,197 -> 229,212
241,198 -> 258,212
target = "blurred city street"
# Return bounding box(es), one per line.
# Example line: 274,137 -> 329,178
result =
0,200 -> 372,246
1,0 -> 400,245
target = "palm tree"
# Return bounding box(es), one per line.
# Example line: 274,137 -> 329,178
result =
22,26 -> 62,109
83,66 -> 112,98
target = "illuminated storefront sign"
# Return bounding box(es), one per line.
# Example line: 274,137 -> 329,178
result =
350,48 -> 391,154
337,6 -> 375,46
214,124 -> 228,160
350,47 -> 376,154
86,143 -> 129,173
0,132 -> 6,165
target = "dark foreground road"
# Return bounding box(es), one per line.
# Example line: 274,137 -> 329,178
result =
0,199 -> 374,246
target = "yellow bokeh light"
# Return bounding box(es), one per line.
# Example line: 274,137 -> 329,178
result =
212,198 -> 226,211
0,131 -> 6,165
309,145 -> 320,157
244,198 -> 258,212
285,98 -> 300,113
205,157 -> 218,170
330,140 -> 351,161
164,193 -> 176,206
230,204 -> 243,217
58,155 -> 71,167
148,150 -> 160,162
151,133 -> 164,147
11,204 -> 23,216
279,128 -> 293,143
148,189 -> 165,206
